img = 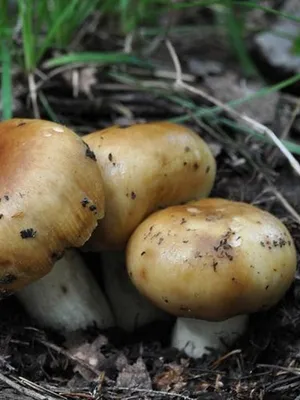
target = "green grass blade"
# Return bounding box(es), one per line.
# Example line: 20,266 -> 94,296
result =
36,0 -> 81,64
224,0 -> 257,76
38,91 -> 60,122
171,73 -> 300,123
120,0 -> 129,32
0,0 -> 12,119
108,69 -> 199,110
166,0 -> 220,8
0,0 -> 9,32
44,52 -> 153,68
45,0 -> 100,47
18,0 -> 36,72
35,1 -> 52,38
219,118 -> 300,156
1,39 -> 12,119
65,0 -> 100,42
36,0 -> 100,62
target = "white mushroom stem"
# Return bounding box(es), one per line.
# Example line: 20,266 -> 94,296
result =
171,315 -> 249,359
101,251 -> 168,332
16,249 -> 115,333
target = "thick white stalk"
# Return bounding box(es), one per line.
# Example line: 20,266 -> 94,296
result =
171,315 -> 249,359
101,250 -> 168,332
17,249 -> 115,332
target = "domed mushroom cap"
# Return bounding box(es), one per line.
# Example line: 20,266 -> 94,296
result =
84,122 -> 216,250
0,119 -> 105,294
126,198 -> 297,321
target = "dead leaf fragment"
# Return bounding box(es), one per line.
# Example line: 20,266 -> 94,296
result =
154,362 -> 186,392
68,334 -> 108,381
116,357 -> 152,390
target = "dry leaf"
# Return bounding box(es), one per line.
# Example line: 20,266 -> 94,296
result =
154,362 -> 186,392
116,357 -> 152,390
68,334 -> 108,381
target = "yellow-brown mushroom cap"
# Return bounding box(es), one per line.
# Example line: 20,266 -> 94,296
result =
0,118 -> 105,294
126,198 -> 297,321
84,122 -> 216,250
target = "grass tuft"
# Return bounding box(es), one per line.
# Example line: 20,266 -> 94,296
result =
44,52 -> 152,68
1,0 -> 300,143
0,0 -> 13,119
1,40 -> 12,120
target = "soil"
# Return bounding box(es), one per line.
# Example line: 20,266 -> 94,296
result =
3,3 -> 300,399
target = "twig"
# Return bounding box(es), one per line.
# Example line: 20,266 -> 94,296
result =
28,73 -> 40,118
72,69 -> 80,98
0,372 -> 60,400
266,186 -> 300,224
165,40 -> 300,177
124,33 -> 134,53
61,393 -> 94,399
70,11 -> 102,50
211,349 -> 242,369
18,377 -> 66,399
265,374 -> 300,392
268,98 -> 300,166
111,387 -> 195,400
0,355 -> 16,372
153,69 -> 195,82
35,337 -> 101,377
279,98 -> 300,141
257,363 -> 300,375
36,64 -> 84,90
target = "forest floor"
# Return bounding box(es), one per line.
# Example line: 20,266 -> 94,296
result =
2,1 -> 300,399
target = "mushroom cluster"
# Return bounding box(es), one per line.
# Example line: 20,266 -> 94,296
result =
0,118 -> 296,360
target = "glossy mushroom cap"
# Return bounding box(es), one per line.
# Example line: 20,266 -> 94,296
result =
84,122 -> 216,250
126,198 -> 297,321
0,119 -> 105,295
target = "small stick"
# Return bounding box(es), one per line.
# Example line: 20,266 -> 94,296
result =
36,337 -> 101,377
0,372 -> 59,400
110,387 -> 195,400
28,73 -> 40,118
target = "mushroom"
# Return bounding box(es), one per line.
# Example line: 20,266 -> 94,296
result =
17,249 -> 114,332
83,121 -> 216,331
0,118 -> 114,332
126,198 -> 297,358
84,122 -> 216,250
